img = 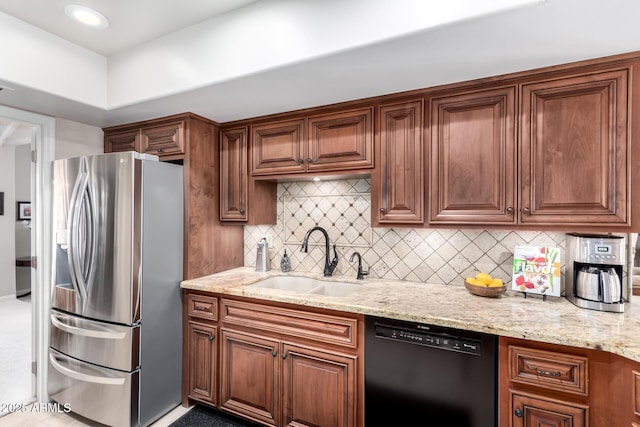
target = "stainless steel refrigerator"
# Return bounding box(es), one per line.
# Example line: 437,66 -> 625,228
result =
48,152 -> 184,427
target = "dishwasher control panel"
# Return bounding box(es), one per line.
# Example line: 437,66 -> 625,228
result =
374,323 -> 482,356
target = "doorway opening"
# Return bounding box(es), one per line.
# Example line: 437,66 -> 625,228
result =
0,106 -> 55,411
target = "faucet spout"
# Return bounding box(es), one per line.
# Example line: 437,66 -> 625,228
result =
349,251 -> 369,280
301,226 -> 338,277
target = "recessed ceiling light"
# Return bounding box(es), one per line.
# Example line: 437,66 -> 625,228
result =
64,4 -> 109,29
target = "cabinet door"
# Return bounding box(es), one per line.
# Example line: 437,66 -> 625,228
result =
520,68 -> 629,226
375,99 -> 424,225
104,129 -> 139,153
282,343 -> 356,427
511,393 -> 587,427
430,86 -> 517,224
140,121 -> 185,158
307,108 -> 373,172
220,127 -> 248,221
251,119 -> 305,176
220,329 -> 280,426
187,322 -> 217,405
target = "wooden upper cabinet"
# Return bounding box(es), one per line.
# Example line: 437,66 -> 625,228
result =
249,108 -> 373,177
520,68 -> 629,226
307,108 -> 374,172
140,120 -> 185,158
430,86 -> 517,225
104,118 -> 186,161
251,119 -> 305,176
220,127 -> 248,221
374,99 -> 424,225
105,129 -> 139,153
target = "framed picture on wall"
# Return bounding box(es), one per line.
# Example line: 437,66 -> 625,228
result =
17,201 -> 31,220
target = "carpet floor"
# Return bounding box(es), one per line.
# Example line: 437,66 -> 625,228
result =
170,405 -> 260,427
0,294 -> 33,415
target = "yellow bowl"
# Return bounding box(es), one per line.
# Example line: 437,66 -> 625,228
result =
464,280 -> 507,298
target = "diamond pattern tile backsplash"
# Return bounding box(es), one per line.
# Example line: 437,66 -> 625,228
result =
244,178 -> 625,288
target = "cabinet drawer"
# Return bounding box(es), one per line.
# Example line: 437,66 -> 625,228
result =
509,345 -> 588,396
221,298 -> 358,349
140,121 -> 185,158
187,294 -> 218,321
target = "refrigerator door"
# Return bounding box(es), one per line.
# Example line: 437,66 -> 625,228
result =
48,348 -> 139,427
50,310 -> 140,372
52,152 -> 143,325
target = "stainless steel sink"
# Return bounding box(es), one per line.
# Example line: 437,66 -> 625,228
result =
247,276 -> 361,297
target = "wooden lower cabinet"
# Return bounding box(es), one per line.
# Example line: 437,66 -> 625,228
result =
184,292 -> 363,427
220,329 -> 280,426
283,343 -> 355,427
510,391 -> 587,427
187,321 -> 217,405
220,328 -> 357,427
499,336 -> 640,427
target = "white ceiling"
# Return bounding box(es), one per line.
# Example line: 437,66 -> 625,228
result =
0,0 -> 260,56
1,0 -> 640,136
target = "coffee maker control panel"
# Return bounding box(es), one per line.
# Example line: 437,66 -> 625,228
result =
580,238 -> 623,264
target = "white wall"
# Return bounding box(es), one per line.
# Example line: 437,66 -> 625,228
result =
0,145 -> 16,297
54,118 -> 103,159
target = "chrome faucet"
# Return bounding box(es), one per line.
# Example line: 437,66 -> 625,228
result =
349,251 -> 369,280
301,226 -> 338,277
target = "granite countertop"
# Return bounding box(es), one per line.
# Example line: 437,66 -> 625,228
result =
181,267 -> 640,363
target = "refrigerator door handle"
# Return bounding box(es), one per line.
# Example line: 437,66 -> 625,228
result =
49,352 -> 126,385
51,313 -> 127,340
67,156 -> 97,310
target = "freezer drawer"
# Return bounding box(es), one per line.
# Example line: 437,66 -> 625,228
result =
48,348 -> 139,427
50,310 -> 139,371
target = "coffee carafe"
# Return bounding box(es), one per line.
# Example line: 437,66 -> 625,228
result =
566,233 -> 625,313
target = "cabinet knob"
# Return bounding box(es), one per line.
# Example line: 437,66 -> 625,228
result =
307,157 -> 313,164
514,408 -> 523,418
208,335 -> 214,342
522,207 -> 531,214
506,207 -> 514,213
380,208 -> 385,214
239,208 -> 245,215
281,353 -> 287,360
297,158 -> 303,165
272,351 -> 277,358
157,148 -> 164,153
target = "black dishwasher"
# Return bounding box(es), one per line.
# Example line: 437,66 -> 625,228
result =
365,316 -> 497,426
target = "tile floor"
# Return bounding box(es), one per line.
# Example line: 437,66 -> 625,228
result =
0,403 -> 191,426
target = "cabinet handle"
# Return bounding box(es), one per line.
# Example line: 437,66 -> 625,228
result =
297,158 -> 303,165
272,351 -> 277,358
514,408 -> 523,418
208,335 -> 214,342
281,353 -> 287,360
534,368 -> 561,377
239,208 -> 245,215
522,207 -> 531,214
506,207 -> 514,213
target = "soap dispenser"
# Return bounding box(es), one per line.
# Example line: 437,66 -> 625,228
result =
280,249 -> 291,272
255,238 -> 270,272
